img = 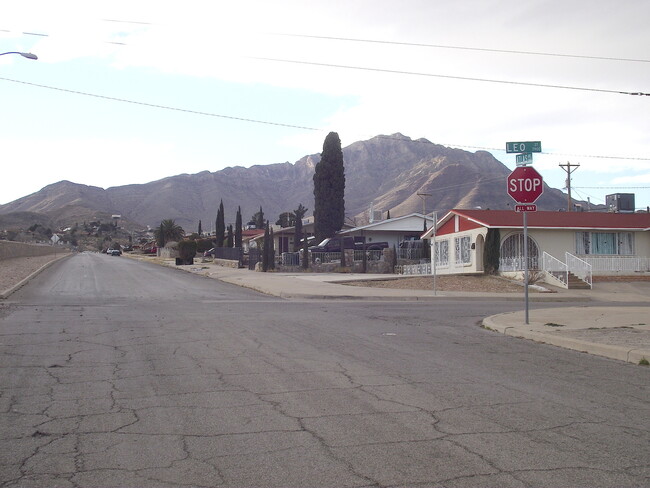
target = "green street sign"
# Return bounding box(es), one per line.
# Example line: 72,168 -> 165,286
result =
506,141 -> 542,153
516,152 -> 534,165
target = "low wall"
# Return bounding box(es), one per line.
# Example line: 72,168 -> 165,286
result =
0,241 -> 65,260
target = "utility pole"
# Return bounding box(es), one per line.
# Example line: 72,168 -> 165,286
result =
417,192 -> 432,215
559,162 -> 580,211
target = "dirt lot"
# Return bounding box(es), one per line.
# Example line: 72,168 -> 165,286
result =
344,274 -> 540,293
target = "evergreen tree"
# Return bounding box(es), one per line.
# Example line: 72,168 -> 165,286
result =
226,224 -> 234,248
293,203 -> 308,252
269,227 -> 275,270
262,221 -> 270,272
235,206 -> 243,248
276,212 -> 295,228
198,220 -> 202,236
483,228 -> 501,275
215,200 -> 225,247
253,206 -> 265,229
386,210 -> 391,220
313,131 -> 345,242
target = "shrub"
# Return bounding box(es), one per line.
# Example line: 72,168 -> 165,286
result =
177,240 -> 198,261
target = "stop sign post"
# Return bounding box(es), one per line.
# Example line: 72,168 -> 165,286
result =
506,165 -> 544,325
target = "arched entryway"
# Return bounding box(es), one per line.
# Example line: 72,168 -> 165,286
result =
475,234 -> 484,272
499,233 -> 539,271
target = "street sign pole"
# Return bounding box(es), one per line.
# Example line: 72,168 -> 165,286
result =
506,141 -> 543,326
523,211 -> 529,324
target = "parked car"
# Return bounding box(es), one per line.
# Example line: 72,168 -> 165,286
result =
203,247 -> 215,257
107,248 -> 122,256
309,236 -> 389,253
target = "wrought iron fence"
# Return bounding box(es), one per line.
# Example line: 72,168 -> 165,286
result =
396,248 -> 425,260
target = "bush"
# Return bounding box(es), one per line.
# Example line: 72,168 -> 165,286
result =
195,238 -> 214,253
177,240 -> 198,261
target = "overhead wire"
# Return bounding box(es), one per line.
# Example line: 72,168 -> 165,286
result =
273,33 -> 650,64
0,76 -> 320,131
2,22 -> 649,160
249,56 -> 650,97
1,76 -> 647,162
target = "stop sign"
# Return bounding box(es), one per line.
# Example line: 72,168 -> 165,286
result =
507,166 -> 544,204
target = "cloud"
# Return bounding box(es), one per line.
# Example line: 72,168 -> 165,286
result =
612,174 -> 650,184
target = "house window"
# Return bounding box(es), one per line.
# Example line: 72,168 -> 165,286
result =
576,232 -> 634,255
500,233 -> 539,270
454,236 -> 471,265
435,240 -> 449,266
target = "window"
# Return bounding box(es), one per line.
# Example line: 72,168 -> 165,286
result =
499,233 -> 539,270
576,232 -> 634,255
435,240 -> 449,266
455,236 -> 471,265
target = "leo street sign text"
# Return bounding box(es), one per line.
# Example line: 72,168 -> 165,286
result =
506,141 -> 542,154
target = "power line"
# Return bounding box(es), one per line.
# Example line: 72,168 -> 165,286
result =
371,136 -> 650,162
1,76 -> 648,163
0,76 -> 320,131
574,186 -> 650,189
275,33 -> 650,64
250,56 -> 650,97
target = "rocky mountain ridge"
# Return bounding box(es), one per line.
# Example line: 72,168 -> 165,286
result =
0,133 -> 574,231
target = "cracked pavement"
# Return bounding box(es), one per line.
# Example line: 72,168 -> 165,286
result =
0,252 -> 648,487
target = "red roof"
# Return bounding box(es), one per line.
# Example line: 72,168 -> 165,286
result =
442,209 -> 650,231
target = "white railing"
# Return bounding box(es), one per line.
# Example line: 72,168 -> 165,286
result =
582,256 -> 650,273
499,256 -> 539,272
566,252 -> 592,288
542,252 -> 568,287
310,251 -> 341,264
397,263 -> 431,275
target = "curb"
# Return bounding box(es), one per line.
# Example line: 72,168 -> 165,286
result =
0,253 -> 72,299
482,313 -> 650,365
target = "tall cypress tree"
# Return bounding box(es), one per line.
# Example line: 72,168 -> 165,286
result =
235,206 -> 243,248
254,206 -> 265,229
483,228 -> 501,275
215,200 -> 225,247
198,220 -> 202,236
226,224 -> 234,248
269,227 -> 275,270
262,221 -> 270,272
293,203 -> 308,252
313,132 -> 345,242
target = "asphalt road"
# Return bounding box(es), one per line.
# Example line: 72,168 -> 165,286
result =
1,252 -> 648,487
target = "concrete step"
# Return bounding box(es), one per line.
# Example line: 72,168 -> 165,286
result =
568,272 -> 591,289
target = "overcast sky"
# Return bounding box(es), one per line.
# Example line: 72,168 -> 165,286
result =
1,0 -> 649,211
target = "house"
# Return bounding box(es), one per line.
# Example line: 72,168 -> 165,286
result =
338,213 -> 436,249
240,229 -> 266,253
421,209 -> 650,286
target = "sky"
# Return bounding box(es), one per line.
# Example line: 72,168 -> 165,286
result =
1,0 -> 649,212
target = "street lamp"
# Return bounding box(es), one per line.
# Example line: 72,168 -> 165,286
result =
0,51 -> 38,60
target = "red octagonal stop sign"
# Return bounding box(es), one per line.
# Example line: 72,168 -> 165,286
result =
507,166 -> 544,204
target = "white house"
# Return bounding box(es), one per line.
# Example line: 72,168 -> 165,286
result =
339,213 -> 436,248
421,209 -> 650,287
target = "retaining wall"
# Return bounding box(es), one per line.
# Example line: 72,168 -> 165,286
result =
0,241 -> 65,260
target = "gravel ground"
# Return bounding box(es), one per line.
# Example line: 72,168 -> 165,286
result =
344,274 -> 539,292
0,254 -> 67,294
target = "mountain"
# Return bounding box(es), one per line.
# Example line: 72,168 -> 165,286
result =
0,133 -> 574,231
